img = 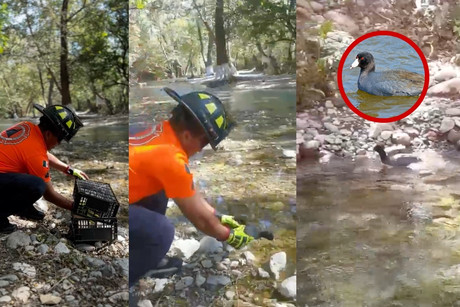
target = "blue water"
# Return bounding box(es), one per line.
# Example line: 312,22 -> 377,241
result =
342,35 -> 426,119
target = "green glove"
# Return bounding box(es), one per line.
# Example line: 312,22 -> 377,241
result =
217,214 -> 241,229
226,225 -> 254,249
65,166 -> 88,180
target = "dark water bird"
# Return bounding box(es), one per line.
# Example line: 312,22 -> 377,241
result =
374,145 -> 421,167
350,52 -> 424,96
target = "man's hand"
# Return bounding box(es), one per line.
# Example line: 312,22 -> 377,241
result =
216,213 -> 241,229
65,166 -> 89,180
226,225 -> 254,249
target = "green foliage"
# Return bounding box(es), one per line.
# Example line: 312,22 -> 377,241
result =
0,3 -> 8,54
0,0 -> 128,117
454,19 -> 460,37
319,20 -> 333,39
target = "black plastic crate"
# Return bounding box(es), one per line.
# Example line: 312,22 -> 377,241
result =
72,179 -> 119,219
69,215 -> 117,243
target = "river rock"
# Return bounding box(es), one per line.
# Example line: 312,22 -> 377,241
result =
404,127 -> 420,137
282,149 -> 296,159
175,276 -> 194,290
13,263 -> 36,278
75,244 -> 96,252
171,239 -> 200,259
201,260 -> 213,269
270,252 -> 287,280
206,275 -> 231,286
323,11 -> 359,34
40,294 -> 62,305
108,291 -> 129,303
0,280 -> 9,287
37,244 -> 49,254
324,123 -> 339,133
0,296 -> 11,303
34,199 -> 49,212
305,140 -> 321,149
428,78 -> 460,95
152,278 -> 169,294
446,108 -> 460,116
54,242 -> 70,254
243,251 -> 256,264
113,258 -> 128,277
439,117 -> 455,133
0,274 -> 18,282
380,131 -> 392,140
195,273 -> 206,287
447,129 -> 460,143
434,68 -> 457,82
392,132 -> 411,146
6,231 -> 31,249
368,123 -> 394,138
12,286 -> 30,303
198,236 -> 223,254
225,290 -> 235,300
138,300 -> 154,307
279,276 -> 296,300
258,268 -> 270,279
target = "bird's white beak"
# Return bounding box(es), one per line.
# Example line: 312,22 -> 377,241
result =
350,58 -> 359,69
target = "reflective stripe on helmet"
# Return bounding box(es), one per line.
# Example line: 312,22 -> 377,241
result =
205,102 -> 217,114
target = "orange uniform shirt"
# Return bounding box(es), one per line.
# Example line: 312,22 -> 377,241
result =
0,121 -> 50,182
129,120 -> 195,204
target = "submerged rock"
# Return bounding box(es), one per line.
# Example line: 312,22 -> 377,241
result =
279,276 -> 296,300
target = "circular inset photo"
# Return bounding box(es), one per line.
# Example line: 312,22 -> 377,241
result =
338,31 -> 429,123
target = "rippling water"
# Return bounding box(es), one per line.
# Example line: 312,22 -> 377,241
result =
342,35 -> 426,118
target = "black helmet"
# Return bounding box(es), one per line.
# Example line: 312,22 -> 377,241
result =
34,104 -> 83,142
164,87 -> 235,150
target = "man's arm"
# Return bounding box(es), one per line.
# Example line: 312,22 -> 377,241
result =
43,181 -> 73,210
174,193 -> 230,241
47,152 -> 89,180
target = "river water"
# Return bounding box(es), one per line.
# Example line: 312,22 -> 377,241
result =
130,77 -> 297,300
341,35 -> 426,119
297,157 -> 460,306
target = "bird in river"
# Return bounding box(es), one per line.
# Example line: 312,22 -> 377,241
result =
374,145 -> 421,167
350,52 -> 424,96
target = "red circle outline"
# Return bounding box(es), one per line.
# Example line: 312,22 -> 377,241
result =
337,31 -> 429,123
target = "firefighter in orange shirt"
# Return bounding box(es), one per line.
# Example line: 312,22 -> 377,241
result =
0,104 -> 88,233
129,88 -> 254,286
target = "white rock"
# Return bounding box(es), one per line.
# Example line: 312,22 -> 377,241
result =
282,149 -> 296,158
380,131 -> 392,140
13,263 -> 36,278
368,123 -> 394,138
434,68 -> 457,82
428,78 -> 460,95
108,291 -> 129,303
0,280 -> 9,287
12,286 -> 30,303
152,278 -> 169,294
0,296 -> 11,303
230,261 -> 239,269
225,290 -> 235,300
270,252 -> 287,280
243,251 -> 256,264
454,117 -> 460,128
0,274 -> 18,281
439,117 -> 455,133
206,275 -> 231,286
447,129 -> 460,143
198,236 -> 222,254
54,242 -> 70,254
446,108 -> 460,116
171,239 -> 200,259
195,273 -> 206,287
324,123 -> 339,133
392,132 -> 411,146
6,231 -> 31,249
279,276 -> 296,299
40,294 -> 62,305
75,244 -> 96,252
305,140 -> 320,149
138,300 -> 154,307
175,276 -> 194,290
258,268 -> 270,279
404,127 -> 420,137
34,198 -> 49,212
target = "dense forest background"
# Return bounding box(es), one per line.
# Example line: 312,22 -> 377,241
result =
129,0 -> 296,81
0,0 -> 128,118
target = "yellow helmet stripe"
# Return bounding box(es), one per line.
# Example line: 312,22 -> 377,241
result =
55,106 -> 63,110
215,115 -> 224,128
66,120 -> 73,128
205,103 -> 217,115
58,111 -> 67,119
198,93 -> 210,99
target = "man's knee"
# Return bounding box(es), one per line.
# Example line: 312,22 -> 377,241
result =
158,218 -> 175,250
29,176 -> 46,199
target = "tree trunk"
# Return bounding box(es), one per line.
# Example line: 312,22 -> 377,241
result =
215,0 -> 230,80
48,76 -> 54,106
196,19 -> 206,67
60,0 -> 71,105
205,31 -> 214,76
